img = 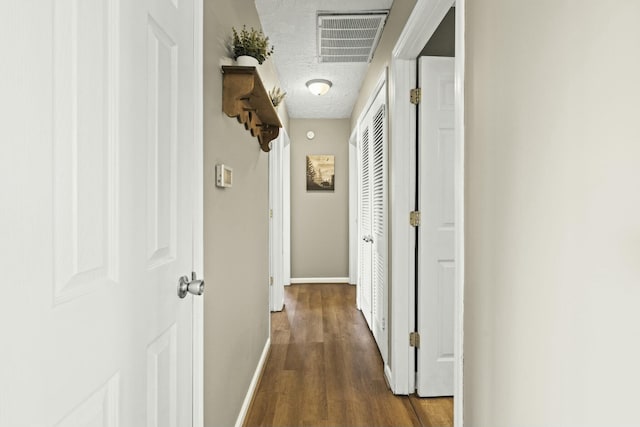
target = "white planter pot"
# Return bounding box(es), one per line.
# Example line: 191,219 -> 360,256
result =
236,55 -> 259,67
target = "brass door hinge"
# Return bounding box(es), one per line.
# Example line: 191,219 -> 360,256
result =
410,88 -> 421,105
410,331 -> 421,348
269,209 -> 273,218
410,211 -> 421,227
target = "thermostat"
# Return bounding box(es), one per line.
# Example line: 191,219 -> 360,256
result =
306,131 -> 315,140
215,164 -> 233,188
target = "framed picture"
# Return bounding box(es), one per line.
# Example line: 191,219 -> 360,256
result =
306,155 -> 335,191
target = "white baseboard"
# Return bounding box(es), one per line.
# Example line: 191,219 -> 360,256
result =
290,277 -> 350,284
384,363 -> 395,394
234,338 -> 271,427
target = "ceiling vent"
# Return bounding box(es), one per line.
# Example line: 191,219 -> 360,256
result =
317,11 -> 389,63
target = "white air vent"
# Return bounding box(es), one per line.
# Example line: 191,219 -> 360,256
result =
317,11 -> 389,63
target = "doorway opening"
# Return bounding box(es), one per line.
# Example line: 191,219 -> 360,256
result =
388,1 -> 465,426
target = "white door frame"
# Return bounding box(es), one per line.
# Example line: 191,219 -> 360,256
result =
192,0 -> 205,425
389,0 -> 465,425
269,129 -> 290,311
348,127 -> 358,287
282,131 -> 291,289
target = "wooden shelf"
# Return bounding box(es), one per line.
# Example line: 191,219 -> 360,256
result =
222,66 -> 282,152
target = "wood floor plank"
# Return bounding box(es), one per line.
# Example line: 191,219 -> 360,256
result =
244,283 -> 451,427
408,395 -> 454,427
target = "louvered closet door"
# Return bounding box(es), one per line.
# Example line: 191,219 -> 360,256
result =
357,78 -> 388,363
359,126 -> 373,329
371,96 -> 388,364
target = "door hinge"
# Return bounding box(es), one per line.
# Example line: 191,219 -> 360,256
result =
410,88 -> 421,105
269,276 -> 273,286
409,331 -> 421,348
410,211 -> 421,227
269,209 -> 273,218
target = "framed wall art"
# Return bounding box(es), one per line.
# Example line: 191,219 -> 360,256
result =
306,155 -> 335,191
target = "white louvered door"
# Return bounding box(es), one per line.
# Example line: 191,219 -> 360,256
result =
359,125 -> 373,329
371,95 -> 388,364
357,78 -> 388,363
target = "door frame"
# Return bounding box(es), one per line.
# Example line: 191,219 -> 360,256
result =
348,127 -> 358,287
192,0 -> 205,425
388,0 -> 465,425
269,129 -> 290,312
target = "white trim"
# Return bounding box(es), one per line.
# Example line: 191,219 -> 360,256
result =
269,129 -> 291,312
282,130 -> 291,292
393,0 -> 453,59
389,4 -> 464,425
357,72 -> 388,126
388,58 -> 416,395
269,133 -> 283,312
192,0 -> 204,425
384,363 -> 394,390
348,127 -> 358,286
290,277 -> 350,284
234,338 -> 271,427
453,1 -> 466,425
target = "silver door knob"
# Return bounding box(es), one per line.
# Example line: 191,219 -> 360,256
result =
178,273 -> 205,299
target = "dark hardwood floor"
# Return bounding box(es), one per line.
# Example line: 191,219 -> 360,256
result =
244,283 -> 453,427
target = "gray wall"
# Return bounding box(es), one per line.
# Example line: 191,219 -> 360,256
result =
203,1 -> 288,425
420,7 -> 455,57
290,119 -> 350,279
465,1 -> 640,425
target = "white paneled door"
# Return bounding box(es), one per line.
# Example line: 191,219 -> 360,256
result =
358,78 -> 388,364
417,57 -> 455,397
0,1 -> 199,426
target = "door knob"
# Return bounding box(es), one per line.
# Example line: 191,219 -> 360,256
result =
178,272 -> 205,299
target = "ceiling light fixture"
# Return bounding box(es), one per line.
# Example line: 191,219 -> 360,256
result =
306,79 -> 332,96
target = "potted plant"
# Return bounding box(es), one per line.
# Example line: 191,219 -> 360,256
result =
269,86 -> 286,107
232,25 -> 274,66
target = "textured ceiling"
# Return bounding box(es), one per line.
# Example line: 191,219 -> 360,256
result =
255,0 -> 394,119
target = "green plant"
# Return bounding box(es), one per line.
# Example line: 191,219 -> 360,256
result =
269,86 -> 286,107
232,26 -> 274,64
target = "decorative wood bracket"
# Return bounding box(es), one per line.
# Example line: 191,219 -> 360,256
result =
222,66 -> 282,152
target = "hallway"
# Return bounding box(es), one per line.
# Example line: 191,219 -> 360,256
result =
244,284 -> 453,427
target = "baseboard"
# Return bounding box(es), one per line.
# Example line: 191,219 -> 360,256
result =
234,337 -> 271,427
384,363 -> 395,394
290,277 -> 350,284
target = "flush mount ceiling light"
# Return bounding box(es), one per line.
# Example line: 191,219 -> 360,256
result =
306,79 -> 332,96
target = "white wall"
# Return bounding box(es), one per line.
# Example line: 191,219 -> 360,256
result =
290,118 -> 350,279
464,1 -> 640,425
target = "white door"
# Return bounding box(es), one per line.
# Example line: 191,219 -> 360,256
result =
370,84 -> 389,365
0,1 -> 199,425
357,79 -> 388,363
417,56 -> 455,397
358,125 -> 373,329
